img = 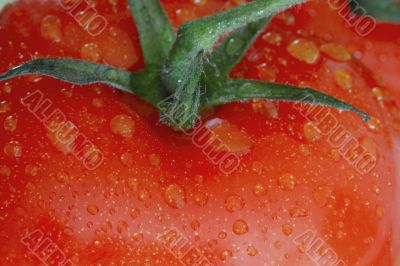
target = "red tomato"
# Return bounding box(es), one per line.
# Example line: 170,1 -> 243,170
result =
0,0 -> 399,265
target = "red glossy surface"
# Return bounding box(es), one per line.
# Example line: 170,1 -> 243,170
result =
0,0 -> 399,265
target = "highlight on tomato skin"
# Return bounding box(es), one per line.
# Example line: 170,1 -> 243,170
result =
0,0 -> 399,265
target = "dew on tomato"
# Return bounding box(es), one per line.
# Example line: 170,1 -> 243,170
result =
287,38 -> 320,64
334,69 -> 353,91
3,113 -> 17,132
320,43 -> 351,62
0,0 -> 399,265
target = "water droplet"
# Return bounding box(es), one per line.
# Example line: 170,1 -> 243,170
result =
130,208 -> 141,219
313,186 -> 332,207
224,194 -> 245,212
289,207 -> 308,218
195,175 -> 204,184
218,231 -> 227,239
376,206 -> 384,218
105,173 -> 118,185
0,101 -> 11,113
138,188 -> 151,202
149,153 -> 160,167
252,99 -> 279,117
232,219 -> 249,235
372,87 -> 384,102
303,121 -> 322,142
56,171 -> 69,183
363,236 -> 374,244
276,12 -> 295,25
205,118 -> 251,154
4,140 -> 22,158
25,164 -> 38,176
193,190 -> 208,207
110,114 -> 135,138
87,204 -> 99,215
164,183 -> 186,209
120,153 -> 133,167
80,43 -> 101,62
336,230 -> 345,239
282,223 -> 293,236
220,250 -> 233,261
2,84 -> 12,94
127,178 -> 139,191
287,39 -> 320,64
193,0 -> 207,5
360,137 -> 379,160
262,31 -> 282,45
370,182 -> 380,195
40,15 -> 62,42
247,245 -> 258,256
4,114 -> 17,132
279,173 -> 296,191
92,98 -> 103,108
101,221 -> 112,233
253,183 -> 267,197
64,227 -> 74,236
334,69 -> 352,90
117,221 -> 128,234
175,8 -> 196,23
191,220 -> 200,230
0,165 -> 11,176
366,117 -> 381,133
320,43 -> 351,61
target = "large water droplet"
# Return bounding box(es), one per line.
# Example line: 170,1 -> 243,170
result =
247,245 -> 258,256
313,186 -> 332,207
334,69 -> 353,90
40,15 -> 62,42
279,173 -> 296,191
287,39 -> 320,64
303,122 -> 322,142
320,43 -> 351,62
282,223 -> 293,236
232,219 -> 249,235
224,194 -> 245,212
4,140 -> 22,158
164,183 -> 186,209
110,114 -> 135,138
87,204 -> 99,215
130,208 -> 141,219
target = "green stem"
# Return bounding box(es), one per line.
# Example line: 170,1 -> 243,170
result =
128,0 -> 175,67
161,0 -> 306,129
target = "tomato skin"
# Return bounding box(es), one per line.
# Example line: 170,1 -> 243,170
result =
0,0 -> 400,265
291,0 -> 400,103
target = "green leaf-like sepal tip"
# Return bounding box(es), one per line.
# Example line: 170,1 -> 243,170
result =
203,79 -> 370,122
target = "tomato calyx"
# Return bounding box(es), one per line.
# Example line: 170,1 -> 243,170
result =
0,0 -> 370,131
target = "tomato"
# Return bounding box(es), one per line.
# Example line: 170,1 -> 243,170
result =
0,0 -> 399,265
